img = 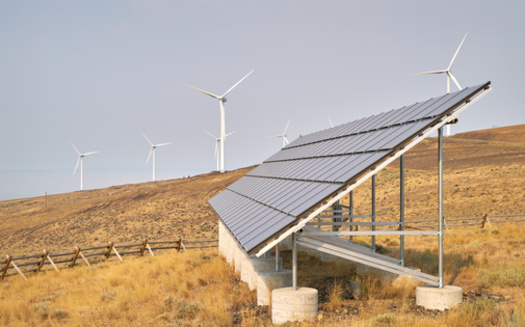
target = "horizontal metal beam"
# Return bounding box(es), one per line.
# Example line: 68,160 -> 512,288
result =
303,230 -> 439,237
307,221 -> 400,226
298,236 -> 439,285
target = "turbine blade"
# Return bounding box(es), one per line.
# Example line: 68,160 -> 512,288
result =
224,131 -> 236,138
449,72 -> 462,90
284,136 -> 289,145
409,70 -> 447,76
70,142 -> 81,155
448,33 -> 468,70
328,115 -> 334,128
214,142 -> 218,159
185,84 -> 220,99
156,142 -> 171,147
203,128 -> 218,139
283,118 -> 291,134
83,151 -> 99,156
73,157 -> 80,175
146,148 -> 153,165
141,132 -> 153,146
221,69 -> 255,98
268,134 -> 282,139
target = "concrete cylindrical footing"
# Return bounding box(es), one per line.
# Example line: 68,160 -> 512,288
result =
257,269 -> 292,306
416,285 -> 463,311
272,287 -> 318,324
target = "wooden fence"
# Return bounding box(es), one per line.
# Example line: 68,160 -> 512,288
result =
1,238 -> 217,281
405,213 -> 525,230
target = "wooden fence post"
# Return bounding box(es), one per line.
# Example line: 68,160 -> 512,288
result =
46,252 -> 60,272
10,260 -> 27,280
140,239 -> 147,256
79,249 -> 91,266
177,238 -> 182,252
481,213 -> 491,229
1,255 -> 12,280
106,242 -> 114,260
37,250 -> 49,272
71,246 -> 81,267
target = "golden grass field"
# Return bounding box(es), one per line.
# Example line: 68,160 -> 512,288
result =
1,124 -> 524,326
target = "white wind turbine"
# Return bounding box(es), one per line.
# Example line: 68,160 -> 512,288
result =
203,129 -> 235,172
71,142 -> 99,191
142,132 -> 171,182
410,33 -> 468,136
269,119 -> 291,148
186,70 -> 254,173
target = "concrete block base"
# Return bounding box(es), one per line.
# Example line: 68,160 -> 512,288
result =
272,287 -> 318,324
250,257 -> 283,291
256,269 -> 292,306
416,285 -> 463,311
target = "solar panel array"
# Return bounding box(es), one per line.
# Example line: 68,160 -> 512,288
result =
209,82 -> 491,253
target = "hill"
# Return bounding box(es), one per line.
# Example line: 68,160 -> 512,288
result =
1,124 -> 524,257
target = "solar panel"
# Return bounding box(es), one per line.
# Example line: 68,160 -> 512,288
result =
209,82 -> 491,254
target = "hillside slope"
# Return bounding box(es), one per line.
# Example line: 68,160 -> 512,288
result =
1,124 -> 524,257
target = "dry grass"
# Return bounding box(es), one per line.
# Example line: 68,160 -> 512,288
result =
1,125 -> 525,326
0,249 -> 255,326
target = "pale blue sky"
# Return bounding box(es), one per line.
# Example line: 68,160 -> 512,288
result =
1,1 -> 523,200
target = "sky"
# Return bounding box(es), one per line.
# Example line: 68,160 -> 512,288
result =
1,1 -> 524,201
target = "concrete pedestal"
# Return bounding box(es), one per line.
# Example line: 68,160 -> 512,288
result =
272,287 -> 318,324
249,257 -> 283,291
257,269 -> 292,306
416,285 -> 463,311
234,243 -> 243,273
240,252 -> 255,289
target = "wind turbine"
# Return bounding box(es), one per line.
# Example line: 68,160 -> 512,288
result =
328,115 -> 334,128
71,142 -> 98,191
410,33 -> 468,136
203,129 -> 235,172
142,132 -> 171,182
269,119 -> 291,148
186,69 -> 254,173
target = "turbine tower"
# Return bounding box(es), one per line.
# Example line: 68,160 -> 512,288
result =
410,33 -> 468,136
71,142 -> 98,191
142,132 -> 171,182
203,129 -> 235,172
186,70 -> 254,173
269,119 -> 291,148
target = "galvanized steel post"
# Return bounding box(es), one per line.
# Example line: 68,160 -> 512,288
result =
400,155 -> 405,266
275,244 -> 280,271
292,232 -> 297,290
438,127 -> 444,288
349,191 -> 354,243
372,175 -> 376,251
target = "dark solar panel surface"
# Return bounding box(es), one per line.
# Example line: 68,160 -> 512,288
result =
209,82 -> 491,253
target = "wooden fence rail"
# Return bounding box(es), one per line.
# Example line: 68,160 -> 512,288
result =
0,238 -> 217,281
405,213 -> 525,229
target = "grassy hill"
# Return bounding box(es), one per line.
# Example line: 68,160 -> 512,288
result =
1,124 -> 525,326
1,125 -> 524,256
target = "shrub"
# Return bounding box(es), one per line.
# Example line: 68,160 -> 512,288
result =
478,264 -> 525,288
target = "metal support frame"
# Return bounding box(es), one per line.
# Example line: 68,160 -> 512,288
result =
349,191 -> 354,242
275,244 -> 280,271
400,155 -> 405,267
292,232 -> 297,290
372,175 -> 376,251
255,86 -> 492,278
438,127 -> 444,288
